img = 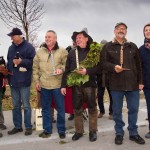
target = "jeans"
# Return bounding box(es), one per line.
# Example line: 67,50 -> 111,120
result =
97,86 -> 113,114
41,88 -> 65,134
111,90 -> 139,136
143,87 -> 150,130
10,86 -> 32,129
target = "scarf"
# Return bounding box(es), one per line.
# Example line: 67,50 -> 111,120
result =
144,38 -> 150,50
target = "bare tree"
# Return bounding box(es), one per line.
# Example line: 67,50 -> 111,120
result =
0,0 -> 44,46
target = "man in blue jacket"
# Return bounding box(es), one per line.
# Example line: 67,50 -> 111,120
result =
7,28 -> 35,136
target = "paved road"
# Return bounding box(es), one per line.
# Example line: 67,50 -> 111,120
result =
0,99 -> 150,150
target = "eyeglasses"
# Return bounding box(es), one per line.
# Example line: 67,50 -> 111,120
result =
116,28 -> 127,31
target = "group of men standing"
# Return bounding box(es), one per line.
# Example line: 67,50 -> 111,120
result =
0,22 -> 150,146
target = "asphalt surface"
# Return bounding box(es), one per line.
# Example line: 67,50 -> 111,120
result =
0,99 -> 150,150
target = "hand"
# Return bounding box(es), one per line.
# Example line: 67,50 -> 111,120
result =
139,84 -> 144,90
114,65 -> 124,73
0,65 -> 5,71
0,66 -> 8,75
36,82 -> 41,91
13,57 -> 22,65
61,88 -> 66,96
2,69 -> 9,75
55,69 -> 63,75
76,68 -> 87,75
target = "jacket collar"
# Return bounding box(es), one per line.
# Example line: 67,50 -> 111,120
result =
12,37 -> 25,47
42,42 -> 59,51
112,38 -> 130,45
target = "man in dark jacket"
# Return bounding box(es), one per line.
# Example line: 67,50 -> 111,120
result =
61,28 -> 99,142
97,40 -> 113,119
7,28 -> 35,136
101,22 -> 145,145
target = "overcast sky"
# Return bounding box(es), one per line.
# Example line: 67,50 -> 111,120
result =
0,0 -> 150,60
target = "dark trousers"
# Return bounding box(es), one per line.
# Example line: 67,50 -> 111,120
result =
143,87 -> 150,130
0,89 -> 4,125
72,86 -> 98,133
97,86 -> 113,115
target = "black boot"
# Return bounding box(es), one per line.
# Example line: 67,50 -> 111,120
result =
72,132 -> 83,141
89,131 -> 97,142
68,114 -> 74,120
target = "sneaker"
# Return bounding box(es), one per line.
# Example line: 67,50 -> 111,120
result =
8,128 -> 23,135
98,113 -> 104,118
115,135 -> 123,145
0,133 -> 3,138
129,135 -> 145,144
0,124 -> 7,130
59,132 -> 66,139
25,128 -> 32,136
145,132 -> 150,138
39,132 -> 51,138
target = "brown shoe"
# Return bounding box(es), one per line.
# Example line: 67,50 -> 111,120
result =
98,113 -> 104,118
0,124 -> 7,130
8,128 -> 23,135
25,128 -> 32,136
39,132 -> 51,138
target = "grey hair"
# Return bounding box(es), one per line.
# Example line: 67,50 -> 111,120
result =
47,30 -> 57,37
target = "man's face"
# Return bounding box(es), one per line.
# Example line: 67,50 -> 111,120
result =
76,33 -> 88,48
114,25 -> 127,39
11,35 -> 22,45
144,26 -> 150,39
45,32 -> 57,47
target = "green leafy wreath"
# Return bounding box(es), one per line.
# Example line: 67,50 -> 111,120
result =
67,42 -> 103,87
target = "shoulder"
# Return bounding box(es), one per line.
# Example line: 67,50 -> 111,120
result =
36,47 -> 46,54
139,45 -> 146,55
139,44 -> 145,50
57,47 -> 68,55
68,48 -> 75,55
128,42 -> 138,48
102,41 -> 112,50
22,40 -> 35,50
58,46 -> 67,51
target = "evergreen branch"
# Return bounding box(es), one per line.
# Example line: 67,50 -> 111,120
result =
67,42 -> 103,87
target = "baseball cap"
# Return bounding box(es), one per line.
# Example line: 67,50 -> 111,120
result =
7,28 -> 22,36
115,22 -> 127,29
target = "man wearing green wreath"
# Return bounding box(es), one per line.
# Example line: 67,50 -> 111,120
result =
61,28 -> 101,142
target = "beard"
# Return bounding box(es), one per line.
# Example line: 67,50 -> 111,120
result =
117,32 -> 125,38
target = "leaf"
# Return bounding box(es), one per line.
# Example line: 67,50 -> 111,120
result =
67,42 -> 102,87
59,140 -> 68,144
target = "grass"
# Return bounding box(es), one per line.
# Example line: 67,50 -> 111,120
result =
2,85 -> 37,111
2,85 -> 145,111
